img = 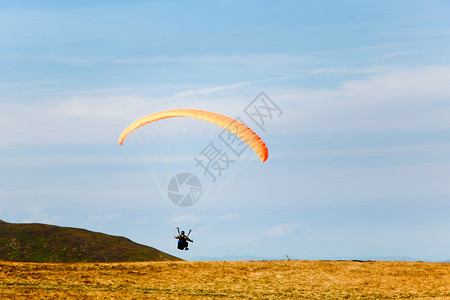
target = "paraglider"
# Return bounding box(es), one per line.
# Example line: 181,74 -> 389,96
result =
119,108 -> 269,251
118,108 -> 268,162
174,228 -> 193,250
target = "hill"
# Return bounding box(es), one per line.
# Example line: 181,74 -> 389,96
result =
0,220 -> 181,262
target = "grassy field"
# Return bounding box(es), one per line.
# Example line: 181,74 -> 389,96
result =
0,260 -> 449,299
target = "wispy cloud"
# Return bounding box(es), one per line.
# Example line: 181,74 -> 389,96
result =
243,238 -> 259,244
43,53 -> 317,67
214,213 -> 242,221
377,51 -> 417,60
277,143 -> 450,162
0,79 -> 63,88
273,65 -> 450,134
82,214 -> 121,227
0,154 -> 132,169
24,207 -> 61,224
172,214 -> 200,224
267,222 -> 299,237
2,65 -> 450,146
172,74 -> 305,99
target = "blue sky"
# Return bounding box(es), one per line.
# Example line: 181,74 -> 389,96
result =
1,1 -> 450,261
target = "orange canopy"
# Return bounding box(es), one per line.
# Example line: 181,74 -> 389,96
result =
118,109 -> 268,162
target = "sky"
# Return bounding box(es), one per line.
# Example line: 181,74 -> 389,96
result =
1,0 -> 449,261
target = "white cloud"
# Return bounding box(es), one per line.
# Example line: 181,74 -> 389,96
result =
173,81 -> 250,98
2,65 -> 450,146
338,66 -> 450,100
273,65 -> 450,134
0,94 -> 162,145
267,222 -> 299,237
46,53 -> 316,68
0,154 -> 131,169
277,143 -> 450,162
0,79 -> 62,88
172,214 -> 200,224
254,162 -> 450,207
24,207 -> 61,224
243,237 -> 259,244
82,214 -> 120,227
214,212 -> 242,221
134,218 -> 149,225
377,51 -> 417,60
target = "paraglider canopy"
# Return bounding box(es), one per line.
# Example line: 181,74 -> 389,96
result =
118,108 -> 268,162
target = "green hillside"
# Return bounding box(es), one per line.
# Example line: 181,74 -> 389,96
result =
0,220 -> 181,262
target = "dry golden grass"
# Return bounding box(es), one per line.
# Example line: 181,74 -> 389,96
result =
0,260 -> 449,299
